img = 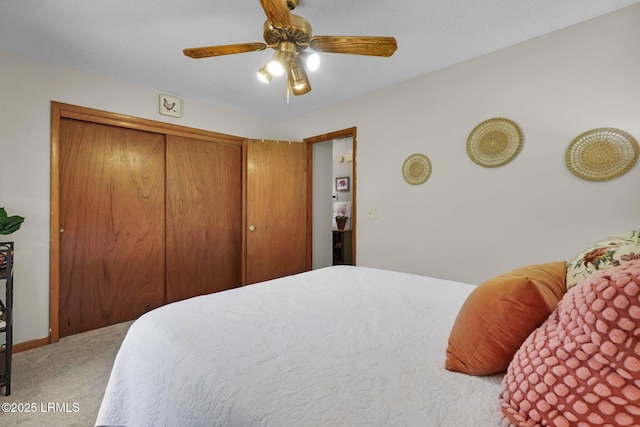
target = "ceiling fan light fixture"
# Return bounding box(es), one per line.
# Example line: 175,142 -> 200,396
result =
267,41 -> 297,76
288,59 -> 311,96
266,56 -> 285,76
299,50 -> 320,72
292,83 -> 311,96
257,65 -> 272,83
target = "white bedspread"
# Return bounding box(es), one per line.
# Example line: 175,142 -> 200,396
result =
96,266 -> 504,426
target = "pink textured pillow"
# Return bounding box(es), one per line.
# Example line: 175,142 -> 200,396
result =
500,259 -> 640,426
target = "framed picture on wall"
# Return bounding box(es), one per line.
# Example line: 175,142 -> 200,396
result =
336,176 -> 349,191
159,94 -> 182,118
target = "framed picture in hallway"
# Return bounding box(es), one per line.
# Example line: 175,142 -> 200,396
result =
336,176 -> 349,191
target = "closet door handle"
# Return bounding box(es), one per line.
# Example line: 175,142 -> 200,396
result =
248,225 -> 256,232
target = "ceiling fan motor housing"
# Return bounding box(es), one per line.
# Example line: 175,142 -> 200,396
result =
263,15 -> 312,51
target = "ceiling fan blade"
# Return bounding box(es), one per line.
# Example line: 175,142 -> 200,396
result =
183,42 -> 267,59
259,0 -> 292,29
309,36 -> 397,57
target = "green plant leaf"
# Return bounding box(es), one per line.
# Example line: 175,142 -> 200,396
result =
0,207 -> 25,235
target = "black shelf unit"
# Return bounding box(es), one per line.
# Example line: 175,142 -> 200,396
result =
0,241 -> 13,396
332,230 -> 352,265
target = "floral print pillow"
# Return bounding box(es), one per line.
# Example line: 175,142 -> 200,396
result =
566,229 -> 640,290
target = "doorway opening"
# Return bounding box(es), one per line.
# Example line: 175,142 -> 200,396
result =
305,127 -> 357,269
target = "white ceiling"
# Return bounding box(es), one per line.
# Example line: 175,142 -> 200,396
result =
1,0 -> 637,121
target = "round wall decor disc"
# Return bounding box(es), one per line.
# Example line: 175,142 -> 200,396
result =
565,127 -> 638,181
402,153 -> 432,185
466,117 -> 523,168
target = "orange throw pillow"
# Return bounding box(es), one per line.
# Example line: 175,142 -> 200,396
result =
445,261 -> 567,376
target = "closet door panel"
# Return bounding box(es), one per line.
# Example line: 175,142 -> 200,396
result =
246,140 -> 308,284
166,135 -> 242,302
59,119 -> 166,337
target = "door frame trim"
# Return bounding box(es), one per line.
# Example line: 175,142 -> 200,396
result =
50,101 -> 244,343
304,127 -> 357,267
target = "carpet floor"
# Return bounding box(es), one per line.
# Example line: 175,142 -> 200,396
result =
0,321 -> 131,426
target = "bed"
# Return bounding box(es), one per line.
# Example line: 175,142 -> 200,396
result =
95,265 -> 507,426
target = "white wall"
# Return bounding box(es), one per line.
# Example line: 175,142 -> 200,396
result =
0,49 -> 279,344
1,4 -> 639,345
312,142 -> 333,269
332,138 -> 353,202
278,5 -> 640,283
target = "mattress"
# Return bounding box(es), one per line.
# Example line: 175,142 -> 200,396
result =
96,266 -> 504,426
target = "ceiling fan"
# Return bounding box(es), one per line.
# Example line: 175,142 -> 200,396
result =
183,0 -> 398,97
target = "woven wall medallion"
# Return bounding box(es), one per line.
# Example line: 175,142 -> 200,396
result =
402,153 -> 432,185
565,128 -> 638,181
466,118 -> 523,168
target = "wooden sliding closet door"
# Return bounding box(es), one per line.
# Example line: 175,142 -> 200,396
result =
246,140 -> 308,284
59,119 -> 166,337
165,136 -> 242,302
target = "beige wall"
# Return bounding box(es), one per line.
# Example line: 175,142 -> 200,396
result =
278,4 -> 640,282
1,4 -> 639,345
